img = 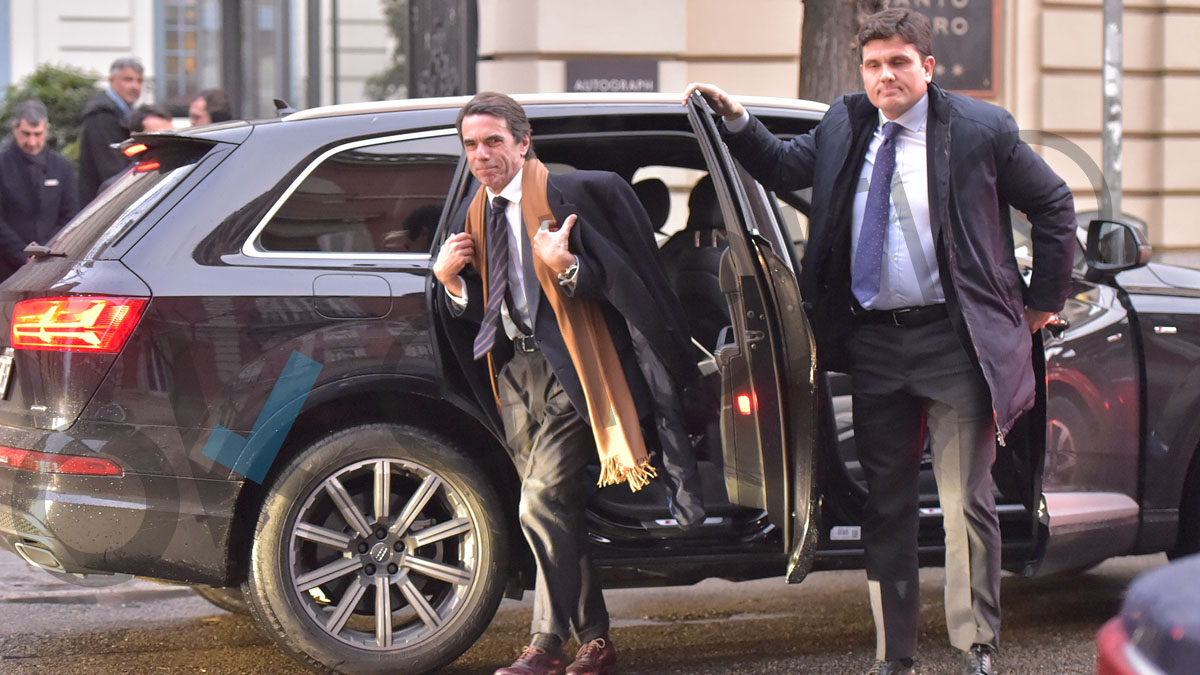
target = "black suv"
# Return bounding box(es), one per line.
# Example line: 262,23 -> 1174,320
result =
0,94 -> 1196,675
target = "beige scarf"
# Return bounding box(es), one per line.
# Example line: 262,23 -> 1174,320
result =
466,158 -> 656,490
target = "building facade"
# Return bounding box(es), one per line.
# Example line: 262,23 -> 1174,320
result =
0,0 -> 392,118
1,0 -> 1196,255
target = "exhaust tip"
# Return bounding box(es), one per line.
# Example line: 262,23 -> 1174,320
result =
13,541 -> 65,573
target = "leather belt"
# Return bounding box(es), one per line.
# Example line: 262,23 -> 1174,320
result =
512,334 -> 539,353
853,303 -> 948,327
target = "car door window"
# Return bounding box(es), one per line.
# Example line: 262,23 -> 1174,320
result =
251,130 -> 461,256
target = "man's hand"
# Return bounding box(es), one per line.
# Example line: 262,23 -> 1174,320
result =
1025,308 -> 1055,333
433,232 -> 475,297
532,214 -> 577,275
682,82 -> 746,122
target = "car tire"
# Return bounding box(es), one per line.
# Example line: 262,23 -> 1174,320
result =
193,584 -> 251,615
243,423 -> 509,675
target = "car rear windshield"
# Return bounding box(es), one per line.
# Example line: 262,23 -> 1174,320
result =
47,144 -> 210,261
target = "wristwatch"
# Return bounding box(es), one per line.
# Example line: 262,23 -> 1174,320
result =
557,259 -> 579,284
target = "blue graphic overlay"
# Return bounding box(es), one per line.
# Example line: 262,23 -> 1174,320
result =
202,351 -> 323,483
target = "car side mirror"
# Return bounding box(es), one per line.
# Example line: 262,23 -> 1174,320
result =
1085,219 -> 1151,274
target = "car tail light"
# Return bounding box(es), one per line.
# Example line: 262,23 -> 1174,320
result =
122,143 -> 148,157
134,160 -> 161,173
0,445 -> 123,476
11,297 -> 148,353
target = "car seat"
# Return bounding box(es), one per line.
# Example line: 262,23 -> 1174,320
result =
662,175 -> 730,350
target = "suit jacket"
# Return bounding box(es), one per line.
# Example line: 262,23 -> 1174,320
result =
0,142 -> 79,279
442,169 -> 705,524
723,83 -> 1076,437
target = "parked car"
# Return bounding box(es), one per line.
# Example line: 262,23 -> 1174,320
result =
1096,553 -> 1200,674
0,93 -> 1196,675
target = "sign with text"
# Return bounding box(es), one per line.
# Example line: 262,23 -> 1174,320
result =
887,0 -> 1000,96
567,60 -> 658,93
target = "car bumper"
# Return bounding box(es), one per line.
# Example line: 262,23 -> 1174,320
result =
0,465 -> 242,585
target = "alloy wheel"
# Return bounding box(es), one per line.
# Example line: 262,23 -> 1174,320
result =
287,457 -> 479,650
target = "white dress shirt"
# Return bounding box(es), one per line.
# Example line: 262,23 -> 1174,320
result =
447,170 -> 579,338
727,96 -> 944,309
851,93 -> 943,309
448,170 -> 532,337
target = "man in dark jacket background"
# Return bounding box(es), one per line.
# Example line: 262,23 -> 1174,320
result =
77,57 -> 143,204
688,8 -> 1075,675
0,100 -> 78,281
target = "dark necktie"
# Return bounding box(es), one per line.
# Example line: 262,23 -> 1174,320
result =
472,196 -> 510,360
852,121 -> 902,305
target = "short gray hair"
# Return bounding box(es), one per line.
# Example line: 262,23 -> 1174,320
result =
11,99 -> 48,128
110,57 -> 144,76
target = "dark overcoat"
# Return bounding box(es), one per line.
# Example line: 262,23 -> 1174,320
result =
0,142 -> 79,279
77,91 -> 132,204
723,83 -> 1076,437
442,169 -> 706,524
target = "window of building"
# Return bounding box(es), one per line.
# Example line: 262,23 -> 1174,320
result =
256,132 -> 461,255
156,0 -> 222,112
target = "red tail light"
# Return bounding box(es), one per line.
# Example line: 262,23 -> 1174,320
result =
0,445 -> 123,476
122,143 -> 148,157
737,393 -> 754,415
11,297 -> 147,353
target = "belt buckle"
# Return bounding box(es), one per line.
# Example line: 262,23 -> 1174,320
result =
891,307 -> 915,327
515,335 -> 537,352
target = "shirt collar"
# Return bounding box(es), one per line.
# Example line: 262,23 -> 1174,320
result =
485,168 -> 523,206
878,92 -> 929,134
105,87 -> 132,119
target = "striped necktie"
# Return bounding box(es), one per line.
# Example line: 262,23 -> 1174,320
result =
852,121 -> 901,305
472,196 -> 510,359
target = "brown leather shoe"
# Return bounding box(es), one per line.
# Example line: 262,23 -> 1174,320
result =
494,645 -> 567,675
566,637 -> 617,675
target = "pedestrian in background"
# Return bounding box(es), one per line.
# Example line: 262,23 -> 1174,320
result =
688,7 -> 1076,675
188,89 -> 232,126
78,57 -> 143,204
130,104 -> 174,133
0,100 -> 78,281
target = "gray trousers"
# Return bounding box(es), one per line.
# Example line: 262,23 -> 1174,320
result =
849,316 -> 1002,661
498,347 -> 609,645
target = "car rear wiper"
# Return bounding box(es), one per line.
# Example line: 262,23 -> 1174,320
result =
24,243 -> 67,259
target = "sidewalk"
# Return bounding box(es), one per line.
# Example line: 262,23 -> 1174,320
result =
0,548 -> 195,604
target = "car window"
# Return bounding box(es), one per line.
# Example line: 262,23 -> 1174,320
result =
48,144 -> 209,261
256,131 -> 461,255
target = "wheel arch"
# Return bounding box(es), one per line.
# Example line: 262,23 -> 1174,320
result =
222,376 -> 521,584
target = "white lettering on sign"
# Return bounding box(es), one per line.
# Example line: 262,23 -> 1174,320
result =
892,0 -> 970,8
572,78 -> 656,93
932,16 -> 969,36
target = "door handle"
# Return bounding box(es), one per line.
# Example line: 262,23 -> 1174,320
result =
1045,313 -> 1069,335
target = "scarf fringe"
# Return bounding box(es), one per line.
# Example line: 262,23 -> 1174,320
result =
597,456 -> 658,492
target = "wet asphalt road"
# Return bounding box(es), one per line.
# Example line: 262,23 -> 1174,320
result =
0,550 -> 1167,674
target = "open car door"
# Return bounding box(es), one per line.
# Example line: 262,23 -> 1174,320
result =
685,93 -> 821,584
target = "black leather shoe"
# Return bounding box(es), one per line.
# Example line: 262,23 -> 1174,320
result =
866,660 -> 915,675
961,644 -> 996,675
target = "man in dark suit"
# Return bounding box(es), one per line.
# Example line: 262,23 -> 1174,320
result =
0,100 -> 79,281
433,92 -> 703,675
688,8 -> 1076,675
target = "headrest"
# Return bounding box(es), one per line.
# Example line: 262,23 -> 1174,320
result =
632,178 -> 670,233
686,174 -> 722,232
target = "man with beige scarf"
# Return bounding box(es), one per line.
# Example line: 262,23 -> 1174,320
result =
433,92 -> 705,675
